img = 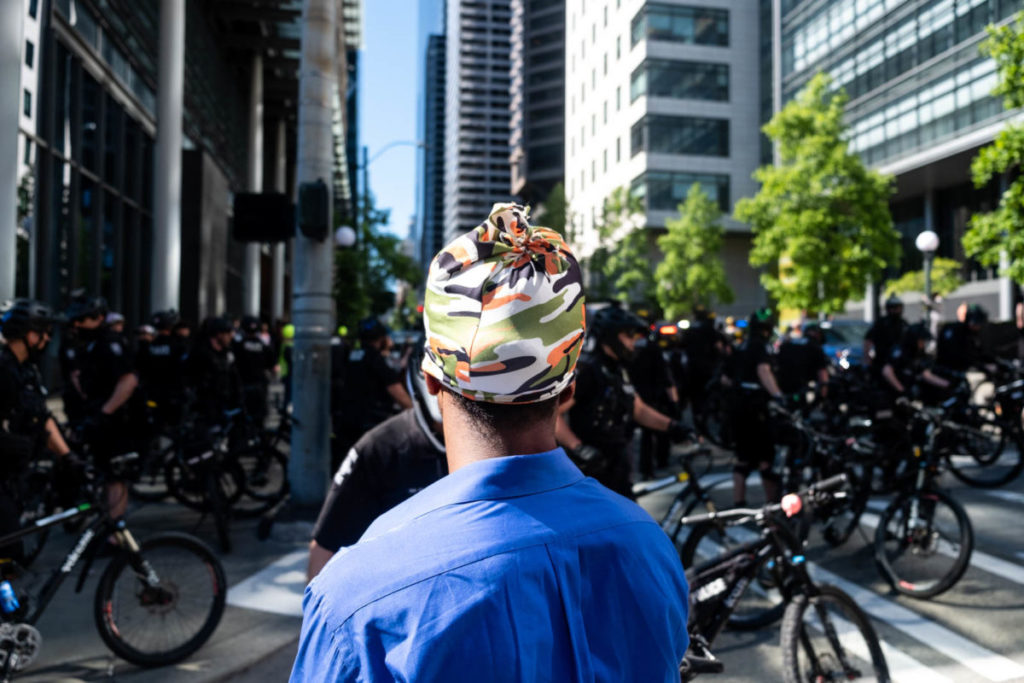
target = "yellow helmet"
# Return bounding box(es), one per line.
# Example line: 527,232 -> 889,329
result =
282,324 -> 295,340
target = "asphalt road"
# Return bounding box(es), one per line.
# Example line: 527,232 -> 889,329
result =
635,447 -> 1024,683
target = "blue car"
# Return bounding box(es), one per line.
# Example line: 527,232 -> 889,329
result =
820,320 -> 870,367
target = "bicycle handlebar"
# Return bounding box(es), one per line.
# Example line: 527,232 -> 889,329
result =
679,473 -> 848,527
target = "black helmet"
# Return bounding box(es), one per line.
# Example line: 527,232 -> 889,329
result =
241,315 -> 260,334
747,307 -> 775,336
965,304 -> 988,326
905,322 -> 932,344
405,346 -> 445,453
150,309 -> 180,331
884,295 -> 903,314
358,316 -> 389,344
1,299 -> 59,340
802,322 -> 823,342
66,290 -> 107,322
589,306 -> 648,362
203,316 -> 234,337
693,304 -> 710,321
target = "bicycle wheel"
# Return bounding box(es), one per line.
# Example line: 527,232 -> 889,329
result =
943,420 -> 1023,488
680,521 -> 786,630
820,468 -> 871,548
781,583 -> 890,683
94,532 -> 226,667
230,446 -> 289,519
165,457 -> 245,512
874,489 -> 973,599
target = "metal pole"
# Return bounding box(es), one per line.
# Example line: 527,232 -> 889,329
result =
151,0 -> 185,313
272,119 -> 287,321
999,174 -> 1013,321
289,0 -> 338,507
0,0 -> 21,302
244,52 -> 264,317
923,253 -> 933,318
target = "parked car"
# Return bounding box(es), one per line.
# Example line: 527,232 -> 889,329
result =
820,319 -> 870,367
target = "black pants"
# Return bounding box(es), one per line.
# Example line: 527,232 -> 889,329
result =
0,493 -> 24,566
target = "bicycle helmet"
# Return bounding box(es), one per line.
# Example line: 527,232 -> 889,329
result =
151,309 -> 181,331
241,315 -> 260,335
964,304 -> 988,327
747,307 -> 775,337
203,316 -> 234,337
0,299 -> 59,340
904,322 -> 932,345
66,290 -> 107,322
405,346 -> 445,453
884,295 -> 903,316
358,316 -> 389,345
589,306 -> 648,361
281,323 -> 295,340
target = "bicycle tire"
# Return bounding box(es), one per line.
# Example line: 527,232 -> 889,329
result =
873,489 -> 973,599
165,457 -> 245,512
93,532 -> 226,667
944,422 -> 1023,489
230,446 -> 290,519
781,583 -> 890,683
680,521 -> 786,630
208,471 -> 233,554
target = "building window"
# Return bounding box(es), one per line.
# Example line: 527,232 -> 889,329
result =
632,171 -> 730,212
603,149 -> 608,172
23,139 -> 31,165
591,160 -> 595,182
592,69 -> 596,89
603,100 -> 608,123
591,114 -> 596,135
22,89 -> 31,118
604,5 -> 608,26
616,86 -> 621,110
616,36 -> 621,59
630,115 -> 729,157
24,41 -> 34,68
616,137 -> 621,161
28,0 -> 38,19
581,170 -> 585,191
604,53 -> 608,75
631,59 -> 729,102
581,126 -> 585,145
592,24 -> 596,43
631,4 -> 729,47
581,82 -> 585,102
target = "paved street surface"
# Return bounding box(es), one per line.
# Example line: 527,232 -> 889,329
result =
13,436 -> 1024,681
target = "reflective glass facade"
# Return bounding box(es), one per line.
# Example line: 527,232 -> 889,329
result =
630,115 -> 729,157
630,59 -> 729,102
631,4 -> 729,47
631,171 -> 730,212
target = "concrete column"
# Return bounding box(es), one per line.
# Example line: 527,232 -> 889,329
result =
272,119 -> 287,321
999,175 -> 1013,321
151,0 -> 185,313
0,0 -> 21,302
244,53 -> 264,317
864,281 -> 876,324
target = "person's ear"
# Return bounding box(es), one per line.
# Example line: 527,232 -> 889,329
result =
558,381 -> 575,407
424,372 -> 442,396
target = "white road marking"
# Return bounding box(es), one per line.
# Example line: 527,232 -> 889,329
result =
688,525 -> 1024,682
863,502 -> 1024,587
981,489 -> 1024,507
227,549 -> 307,618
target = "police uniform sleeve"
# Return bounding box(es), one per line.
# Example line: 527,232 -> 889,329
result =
0,364 -> 19,418
367,350 -> 401,387
312,444 -> 383,551
106,338 -> 136,380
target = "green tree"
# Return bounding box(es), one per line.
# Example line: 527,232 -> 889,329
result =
655,183 -> 734,318
589,186 -> 656,304
734,73 -> 900,314
963,13 -> 1024,283
334,194 -> 422,332
534,182 -> 569,239
883,257 -> 964,298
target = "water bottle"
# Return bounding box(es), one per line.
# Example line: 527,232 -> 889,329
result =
0,581 -> 19,614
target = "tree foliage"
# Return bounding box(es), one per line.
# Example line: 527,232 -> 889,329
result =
963,12 -> 1024,283
535,182 -> 569,239
883,257 -> 964,298
588,186 -> 656,305
334,194 -> 422,332
655,183 -> 734,318
734,73 -> 900,314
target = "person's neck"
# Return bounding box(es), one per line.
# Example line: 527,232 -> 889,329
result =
7,341 -> 28,363
442,411 -> 558,473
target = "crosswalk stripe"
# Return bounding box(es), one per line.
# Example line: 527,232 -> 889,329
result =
863,502 -> 1024,587
980,489 -> 1024,507
227,549 -> 307,618
689,525 -> 1024,682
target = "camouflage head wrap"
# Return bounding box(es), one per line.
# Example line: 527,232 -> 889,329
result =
422,202 -> 586,404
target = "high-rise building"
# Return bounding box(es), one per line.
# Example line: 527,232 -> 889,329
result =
565,0 -> 765,313
419,33 -> 447,267
509,0 -> 564,207
443,0 -> 512,243
776,0 -> 1024,318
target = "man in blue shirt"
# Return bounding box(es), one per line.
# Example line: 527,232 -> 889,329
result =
291,203 -> 689,682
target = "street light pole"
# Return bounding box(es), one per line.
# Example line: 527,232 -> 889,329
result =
915,229 -> 939,324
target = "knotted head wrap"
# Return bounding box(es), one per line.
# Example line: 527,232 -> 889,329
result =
422,202 -> 586,404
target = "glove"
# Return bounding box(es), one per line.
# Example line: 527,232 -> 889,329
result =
569,443 -> 602,464
667,420 -> 695,443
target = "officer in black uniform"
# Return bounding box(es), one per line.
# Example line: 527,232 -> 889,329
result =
308,350 -> 447,580
60,292 -> 108,427
881,323 -> 951,399
776,322 -> 830,407
185,316 -> 243,427
0,301 -> 83,562
685,306 -> 721,435
232,315 -> 275,424
935,304 -> 993,376
864,296 -> 908,381
730,308 -> 784,507
631,325 -> 681,479
137,309 -> 188,428
556,306 -> 691,499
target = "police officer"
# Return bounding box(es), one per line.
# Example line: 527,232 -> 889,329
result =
185,316 -> 243,426
775,322 -> 830,407
309,350 -> 447,580
233,316 -> 275,424
935,304 -> 993,376
78,296 -> 140,521
631,324 -> 682,479
336,318 -> 413,442
137,309 -> 188,427
60,292 -> 108,427
730,308 -> 784,507
864,296 -> 908,380
881,323 -> 951,398
685,306 -> 722,434
0,300 -> 83,562
556,306 -> 691,499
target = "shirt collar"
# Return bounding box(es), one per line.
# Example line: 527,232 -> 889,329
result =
362,448 -> 584,541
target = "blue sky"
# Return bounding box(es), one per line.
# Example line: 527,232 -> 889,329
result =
358,1 -> 421,240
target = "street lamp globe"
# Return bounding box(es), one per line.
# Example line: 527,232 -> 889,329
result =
915,230 -> 939,254
334,226 -> 357,248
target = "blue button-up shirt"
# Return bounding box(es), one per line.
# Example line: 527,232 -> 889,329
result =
291,448 -> 689,682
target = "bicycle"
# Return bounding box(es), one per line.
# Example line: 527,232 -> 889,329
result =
0,479 -> 226,679
680,474 -> 890,682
